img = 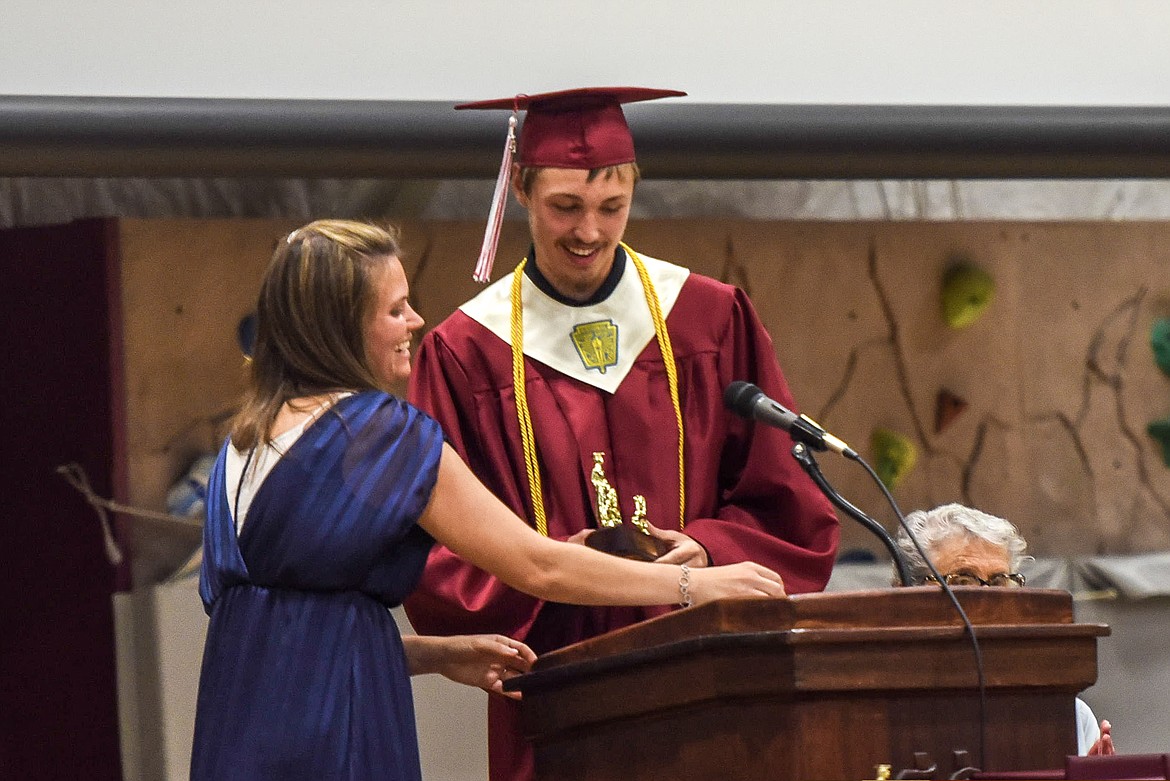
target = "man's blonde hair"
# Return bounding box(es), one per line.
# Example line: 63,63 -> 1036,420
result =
516,162 -> 641,196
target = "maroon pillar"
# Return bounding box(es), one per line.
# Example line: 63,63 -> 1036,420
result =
0,219 -> 124,780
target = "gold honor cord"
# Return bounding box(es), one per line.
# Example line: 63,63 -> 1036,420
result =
509,245 -> 686,536
625,243 -> 686,531
510,263 -> 548,536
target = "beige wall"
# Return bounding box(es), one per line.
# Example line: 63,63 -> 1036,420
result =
616,220 -> 1170,558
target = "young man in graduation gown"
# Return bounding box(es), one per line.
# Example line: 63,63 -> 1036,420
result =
404,87 -> 841,781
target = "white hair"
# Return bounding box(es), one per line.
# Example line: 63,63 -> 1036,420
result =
895,503 -> 1028,585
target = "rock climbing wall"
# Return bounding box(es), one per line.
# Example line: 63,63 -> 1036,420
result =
613,219 -> 1170,557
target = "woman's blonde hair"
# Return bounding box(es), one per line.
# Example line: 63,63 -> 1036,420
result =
230,220 -> 402,451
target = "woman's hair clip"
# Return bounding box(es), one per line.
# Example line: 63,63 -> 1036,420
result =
286,229 -> 301,245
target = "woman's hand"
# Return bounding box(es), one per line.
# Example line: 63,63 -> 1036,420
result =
422,634 -> 537,699
688,561 -> 786,606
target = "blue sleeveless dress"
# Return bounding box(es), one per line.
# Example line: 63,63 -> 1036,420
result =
191,391 -> 442,780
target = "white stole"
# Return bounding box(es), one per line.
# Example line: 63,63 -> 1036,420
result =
460,253 -> 689,394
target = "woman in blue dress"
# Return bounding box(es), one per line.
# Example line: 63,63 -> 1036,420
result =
191,220 -> 788,780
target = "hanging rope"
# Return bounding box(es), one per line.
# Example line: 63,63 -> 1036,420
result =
55,462 -> 203,566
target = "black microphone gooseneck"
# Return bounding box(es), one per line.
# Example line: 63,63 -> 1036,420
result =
724,380 -> 911,583
788,442 -> 912,587
723,380 -> 989,769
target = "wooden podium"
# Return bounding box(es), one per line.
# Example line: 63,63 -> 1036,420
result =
509,588 -> 1108,781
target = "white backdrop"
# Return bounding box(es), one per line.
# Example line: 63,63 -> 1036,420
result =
3,0 -> 1169,105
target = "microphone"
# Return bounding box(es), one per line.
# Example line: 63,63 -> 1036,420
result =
723,381 -> 857,458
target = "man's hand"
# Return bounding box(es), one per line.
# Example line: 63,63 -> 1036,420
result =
566,525 -> 708,567
647,526 -> 710,567
565,529 -> 595,546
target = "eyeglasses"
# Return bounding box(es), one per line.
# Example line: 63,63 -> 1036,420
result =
924,571 -> 1026,588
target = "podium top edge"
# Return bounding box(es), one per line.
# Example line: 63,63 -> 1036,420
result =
534,587 -> 1077,672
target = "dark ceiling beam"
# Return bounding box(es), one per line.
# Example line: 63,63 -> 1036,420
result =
2,95 -> 1170,179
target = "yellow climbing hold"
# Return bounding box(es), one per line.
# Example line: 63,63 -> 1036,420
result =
871,427 -> 918,490
941,262 -> 995,329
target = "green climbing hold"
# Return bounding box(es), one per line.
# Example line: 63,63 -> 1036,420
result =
1147,417 -> 1170,468
940,262 -> 995,329
871,427 -> 918,490
1151,318 -> 1170,377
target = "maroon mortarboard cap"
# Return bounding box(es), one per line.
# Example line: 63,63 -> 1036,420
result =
457,86 -> 686,169
459,86 -> 686,283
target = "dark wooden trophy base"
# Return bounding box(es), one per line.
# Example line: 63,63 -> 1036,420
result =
585,524 -> 671,562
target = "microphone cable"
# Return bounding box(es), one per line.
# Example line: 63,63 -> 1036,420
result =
844,448 -> 989,771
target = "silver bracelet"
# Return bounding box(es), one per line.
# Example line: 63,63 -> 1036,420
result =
678,564 -> 693,608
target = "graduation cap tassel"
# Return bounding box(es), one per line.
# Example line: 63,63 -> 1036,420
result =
472,112 -> 518,283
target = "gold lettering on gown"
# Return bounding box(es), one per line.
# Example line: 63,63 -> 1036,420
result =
586,453 -> 666,561
590,452 -> 625,528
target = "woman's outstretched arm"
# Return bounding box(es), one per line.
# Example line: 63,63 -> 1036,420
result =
417,443 -> 787,608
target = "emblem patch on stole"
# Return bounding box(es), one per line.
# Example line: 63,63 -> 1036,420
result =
570,319 -> 619,374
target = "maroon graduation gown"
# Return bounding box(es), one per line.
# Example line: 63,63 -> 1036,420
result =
405,267 -> 840,781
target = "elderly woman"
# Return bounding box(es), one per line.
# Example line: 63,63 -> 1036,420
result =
895,502 -> 1028,589
894,503 -> 1114,757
